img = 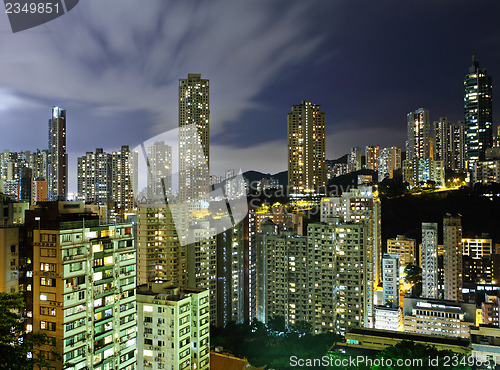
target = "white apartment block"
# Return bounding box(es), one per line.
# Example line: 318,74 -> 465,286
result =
137,283 -> 210,370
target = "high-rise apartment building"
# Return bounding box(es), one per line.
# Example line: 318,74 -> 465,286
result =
378,147 -> 402,182
433,117 -> 449,163
382,254 -> 400,306
137,283 -> 210,370
146,141 -> 172,199
48,107 -> 68,201
320,186 -> 381,328
464,57 -> 493,166
23,201 -> 136,370
216,221 -> 246,327
0,194 -> 22,293
449,122 -> 466,171
287,100 -> 326,193
186,221 -> 217,325
136,204 -> 186,286
387,235 -> 416,267
443,215 -> 463,301
111,146 -> 137,213
179,74 -> 210,209
348,147 -> 362,172
77,149 -> 112,205
256,222 -> 309,328
77,147 -> 137,214
421,223 -> 438,299
308,222 -> 369,334
407,108 -> 431,161
365,146 -> 380,171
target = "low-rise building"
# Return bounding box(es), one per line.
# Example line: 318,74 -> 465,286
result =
471,325 -> 500,365
403,297 -> 476,338
344,327 -> 469,354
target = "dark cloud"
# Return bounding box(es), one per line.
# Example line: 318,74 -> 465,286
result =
0,0 -> 499,191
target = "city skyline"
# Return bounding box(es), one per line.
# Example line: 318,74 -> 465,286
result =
0,1 -> 499,193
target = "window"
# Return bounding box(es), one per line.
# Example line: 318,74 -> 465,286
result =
40,321 -> 56,331
40,307 -> 56,316
40,249 -> 57,257
40,277 -> 56,287
40,263 -> 56,272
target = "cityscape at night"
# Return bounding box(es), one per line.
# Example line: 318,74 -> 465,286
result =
1,1 -> 500,369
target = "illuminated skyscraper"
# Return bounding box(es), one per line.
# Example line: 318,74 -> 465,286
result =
407,108 -> 430,160
47,107 -> 67,200
348,147 -> 362,172
287,100 -> 326,193
433,117 -> 450,164
443,214 -> 463,302
111,146 -> 137,212
365,146 -> 379,171
146,141 -> 172,199
464,57 -> 493,165
179,74 -> 210,209
77,149 -> 112,204
421,222 -> 438,299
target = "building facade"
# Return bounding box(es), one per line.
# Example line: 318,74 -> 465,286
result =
421,223 -> 438,299
443,215 -> 463,301
137,283 -> 210,370
287,100 -> 326,193
48,107 -> 68,201
464,57 -> 493,166
25,201 -> 136,370
179,74 -> 210,209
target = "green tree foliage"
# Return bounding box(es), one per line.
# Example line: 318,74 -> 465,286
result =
372,341 -> 471,370
404,264 -> 422,297
211,319 -> 341,370
0,292 -> 62,369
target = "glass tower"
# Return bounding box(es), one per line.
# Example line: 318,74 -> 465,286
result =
464,56 -> 493,165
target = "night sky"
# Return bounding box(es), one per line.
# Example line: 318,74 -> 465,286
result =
0,0 -> 499,192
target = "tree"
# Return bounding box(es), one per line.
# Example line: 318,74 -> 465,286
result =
372,341 -> 471,370
404,263 -> 421,286
0,292 -> 62,369
404,263 -> 422,297
267,315 -> 286,334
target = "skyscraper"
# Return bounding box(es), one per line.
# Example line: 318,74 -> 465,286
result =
146,141 -> 172,199
77,149 -> 112,205
449,122 -> 466,171
433,117 -> 450,164
287,100 -> 326,193
464,57 -> 493,165
179,74 -> 210,209
407,108 -> 430,160
421,223 -> 438,299
48,107 -> 67,201
111,146 -> 137,213
348,147 -> 362,172
382,254 -> 400,306
443,214 -> 463,302
23,201 -> 137,370
365,146 -> 380,171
